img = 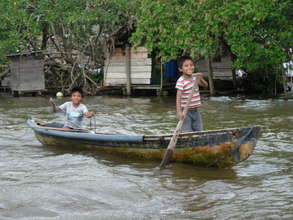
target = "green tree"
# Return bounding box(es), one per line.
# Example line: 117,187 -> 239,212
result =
0,0 -> 139,93
132,0 -> 293,95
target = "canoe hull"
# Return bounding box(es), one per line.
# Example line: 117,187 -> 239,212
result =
28,120 -> 261,167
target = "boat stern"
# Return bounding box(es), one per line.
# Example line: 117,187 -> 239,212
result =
235,125 -> 262,162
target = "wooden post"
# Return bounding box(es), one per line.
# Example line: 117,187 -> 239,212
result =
125,44 -> 132,96
160,58 -> 163,90
231,68 -> 237,90
274,71 -> 277,97
206,57 -> 215,96
282,69 -> 288,100
157,58 -> 163,96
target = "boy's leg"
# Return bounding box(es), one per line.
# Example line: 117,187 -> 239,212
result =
181,110 -> 193,133
190,109 -> 203,131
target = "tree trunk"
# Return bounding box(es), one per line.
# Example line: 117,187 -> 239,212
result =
219,36 -> 237,91
41,22 -> 49,50
230,53 -> 237,91
0,68 -> 9,80
206,57 -> 215,96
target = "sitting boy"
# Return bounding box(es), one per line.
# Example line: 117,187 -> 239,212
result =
49,87 -> 94,129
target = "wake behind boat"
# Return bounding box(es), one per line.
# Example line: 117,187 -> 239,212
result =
27,119 -> 262,168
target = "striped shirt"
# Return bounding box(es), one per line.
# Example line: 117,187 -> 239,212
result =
175,73 -> 203,108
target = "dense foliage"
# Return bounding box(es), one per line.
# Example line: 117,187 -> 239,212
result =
132,0 -> 293,95
0,0 -> 138,93
0,0 -> 292,95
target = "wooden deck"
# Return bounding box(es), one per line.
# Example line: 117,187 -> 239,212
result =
96,83 -> 176,96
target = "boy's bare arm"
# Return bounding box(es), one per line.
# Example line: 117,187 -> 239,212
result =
194,73 -> 208,87
176,90 -> 184,120
49,98 -> 60,113
199,76 -> 208,87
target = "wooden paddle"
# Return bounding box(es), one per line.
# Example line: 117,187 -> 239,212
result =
28,124 -> 114,134
160,77 -> 199,168
29,125 -> 92,133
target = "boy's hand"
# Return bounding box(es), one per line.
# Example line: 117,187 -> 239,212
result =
178,112 -> 185,121
85,112 -> 94,118
49,98 -> 59,113
197,75 -> 208,87
49,98 -> 54,104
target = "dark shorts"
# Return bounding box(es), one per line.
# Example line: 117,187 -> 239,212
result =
180,109 -> 203,133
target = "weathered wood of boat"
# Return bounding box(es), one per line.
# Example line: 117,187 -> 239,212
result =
27,119 -> 262,167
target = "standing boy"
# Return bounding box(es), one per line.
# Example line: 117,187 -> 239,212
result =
176,55 -> 208,132
49,87 -> 94,129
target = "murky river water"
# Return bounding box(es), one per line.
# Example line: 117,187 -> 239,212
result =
0,95 -> 292,219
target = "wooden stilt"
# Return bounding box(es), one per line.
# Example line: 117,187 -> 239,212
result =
125,44 -> 132,96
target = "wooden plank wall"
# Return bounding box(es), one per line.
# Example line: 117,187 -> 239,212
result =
9,56 -> 45,91
104,47 -> 152,86
196,57 -> 233,80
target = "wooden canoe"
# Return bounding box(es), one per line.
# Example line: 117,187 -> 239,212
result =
27,119 -> 262,167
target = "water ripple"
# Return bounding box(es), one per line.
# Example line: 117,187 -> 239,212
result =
0,96 -> 292,219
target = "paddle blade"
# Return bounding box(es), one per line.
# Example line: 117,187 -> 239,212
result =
159,149 -> 173,169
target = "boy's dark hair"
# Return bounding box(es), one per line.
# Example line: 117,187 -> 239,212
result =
177,55 -> 194,69
71,87 -> 84,97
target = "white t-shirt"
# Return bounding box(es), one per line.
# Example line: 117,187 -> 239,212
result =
59,102 -> 88,129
